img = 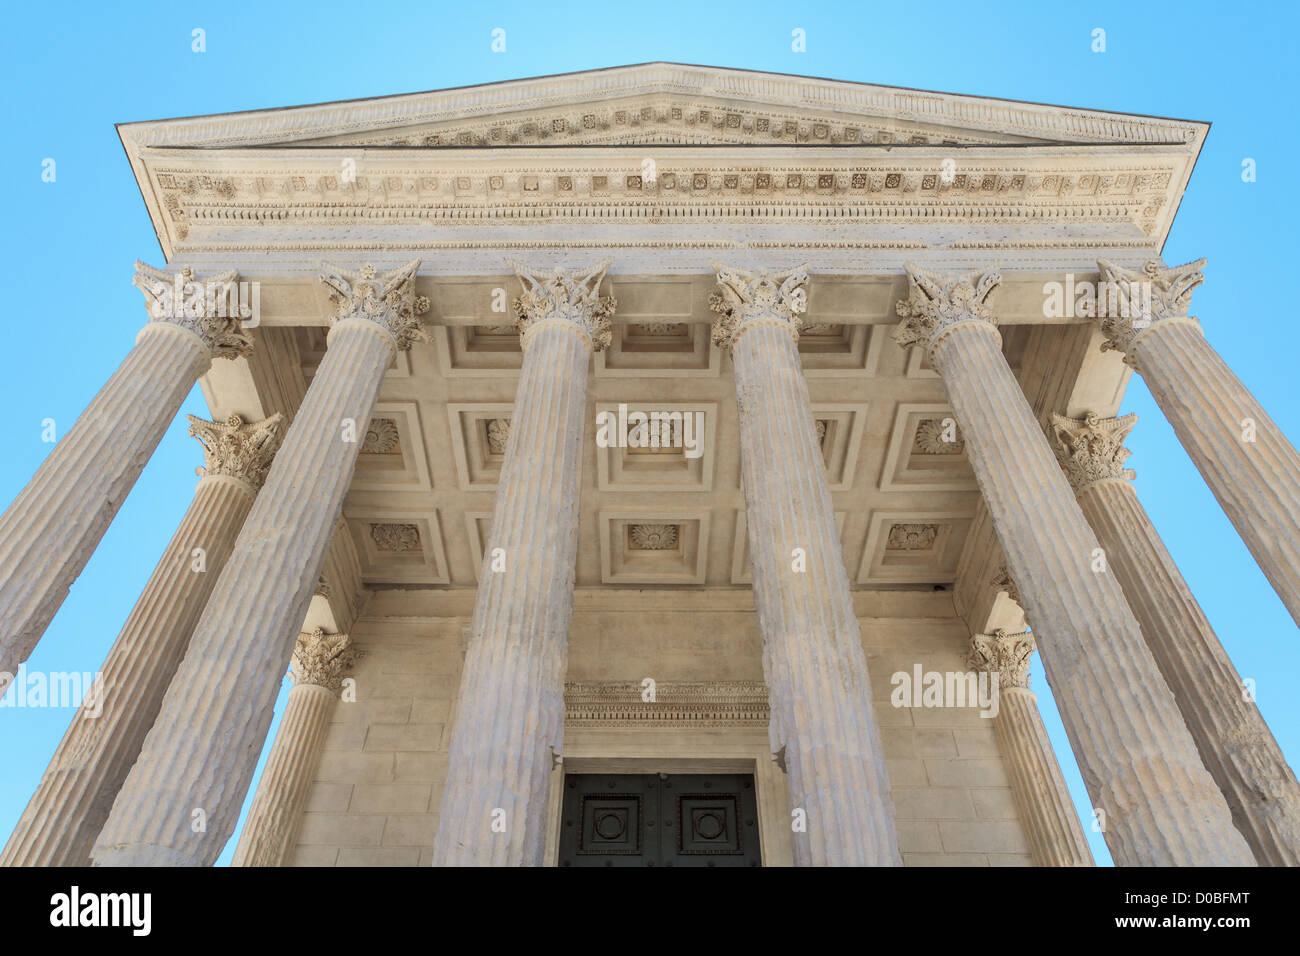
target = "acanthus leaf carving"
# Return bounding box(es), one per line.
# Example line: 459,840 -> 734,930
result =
967,628 -> 1035,691
319,259 -> 429,351
893,262 -> 1001,353
709,262 -> 809,350
133,261 -> 254,360
1095,258 -> 1205,366
290,627 -> 361,694
187,412 -> 286,491
508,258 -> 616,353
1049,412 -> 1138,492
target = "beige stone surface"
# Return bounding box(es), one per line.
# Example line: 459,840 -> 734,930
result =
1053,412 -> 1300,865
0,414 -> 282,867
92,263 -> 423,866
1096,259 -> 1300,630
897,263 -> 1255,866
712,265 -> 900,866
968,631 -> 1093,866
0,264 -> 251,683
433,261 -> 613,866
232,629 -> 359,866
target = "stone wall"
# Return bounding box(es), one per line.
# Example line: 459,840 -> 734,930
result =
284,588 -> 1033,866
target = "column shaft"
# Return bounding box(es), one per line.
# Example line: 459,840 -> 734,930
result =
1131,320 -> 1300,628
231,683 -> 337,867
930,318 -> 1252,864
995,688 -> 1094,866
93,301 -> 406,865
1078,477 -> 1300,865
716,265 -> 899,866
1,472 -> 255,866
0,325 -> 210,678
434,320 -> 592,866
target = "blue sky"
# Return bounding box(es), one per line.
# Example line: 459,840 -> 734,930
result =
1,0 -> 1296,867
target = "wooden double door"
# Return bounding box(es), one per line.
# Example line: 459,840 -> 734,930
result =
558,772 -> 762,867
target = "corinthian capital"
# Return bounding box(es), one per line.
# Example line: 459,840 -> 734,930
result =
508,259 -> 616,352
319,260 -> 429,351
187,412 -> 287,492
290,627 -> 360,693
1049,412 -> 1138,492
1095,258 -> 1206,364
133,261 -> 254,360
968,629 -> 1035,690
708,263 -> 809,350
893,263 -> 1001,352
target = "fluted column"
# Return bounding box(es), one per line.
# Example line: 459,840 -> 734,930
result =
1051,412 -> 1300,865
1,413 -> 284,867
433,260 -> 613,867
1096,258 -> 1300,628
968,629 -> 1094,866
711,264 -> 900,867
0,263 -> 252,682
232,628 -> 359,867
895,263 -> 1253,866
93,261 -> 425,867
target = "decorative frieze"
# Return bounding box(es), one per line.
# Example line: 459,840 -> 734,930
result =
564,680 -> 770,726
187,413 -> 286,490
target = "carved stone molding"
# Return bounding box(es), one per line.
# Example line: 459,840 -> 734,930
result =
1049,412 -> 1138,492
894,262 -> 1001,355
186,413 -> 286,491
886,523 -> 938,551
967,628 -> 1036,691
709,263 -> 809,349
564,680 -> 770,726
1095,257 -> 1205,365
133,261 -> 254,360
509,259 -> 616,352
369,522 -> 420,552
361,417 -> 400,455
319,260 -> 429,350
486,418 -> 511,455
289,627 -> 360,693
628,523 -> 679,551
913,417 -> 964,455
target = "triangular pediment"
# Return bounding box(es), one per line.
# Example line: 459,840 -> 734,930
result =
119,62 -> 1205,151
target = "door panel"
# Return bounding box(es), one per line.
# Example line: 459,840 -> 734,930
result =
559,772 -> 761,867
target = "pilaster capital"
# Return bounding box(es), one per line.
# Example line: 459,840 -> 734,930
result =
991,565 -> 1022,607
1095,258 -> 1205,366
508,258 -> 616,353
967,628 -> 1035,691
708,263 -> 809,350
133,261 -> 254,360
893,262 -> 1001,354
290,627 -> 360,693
186,412 -> 287,492
319,260 -> 429,351
1049,412 -> 1138,493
